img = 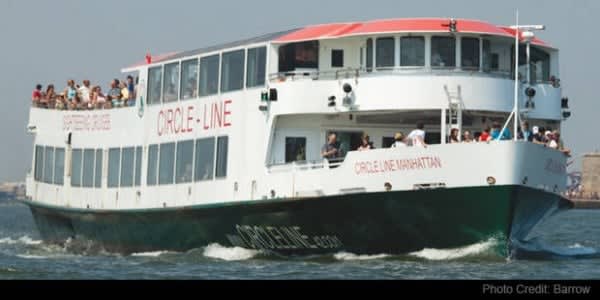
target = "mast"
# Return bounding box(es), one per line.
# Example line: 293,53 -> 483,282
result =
513,10 -> 520,141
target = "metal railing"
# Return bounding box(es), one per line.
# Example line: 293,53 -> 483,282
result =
267,158 -> 345,174
268,67 -> 513,83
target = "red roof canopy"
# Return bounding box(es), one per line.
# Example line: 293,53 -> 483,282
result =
274,18 -> 553,48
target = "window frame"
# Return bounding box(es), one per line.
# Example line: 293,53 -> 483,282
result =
71,149 -> 83,188
194,137 -> 215,182
246,46 -> 267,89
215,136 -> 229,179
376,37 -> 396,69
461,37 -> 481,70
331,49 -> 344,68
199,54 -> 221,97
82,148 -> 95,188
162,62 -> 180,103
221,49 -> 246,93
148,65 -> 163,105
400,36 -> 426,67
107,148 -> 121,188
431,36 -> 457,68
180,58 -> 199,101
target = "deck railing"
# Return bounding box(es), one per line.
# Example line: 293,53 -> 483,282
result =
269,67 -> 513,83
267,158 -> 345,174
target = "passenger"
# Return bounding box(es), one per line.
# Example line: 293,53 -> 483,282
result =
479,126 -> 492,142
490,121 -> 512,140
127,75 -> 136,106
462,130 -> 474,143
78,80 -> 92,109
64,80 -> 79,110
55,93 -> 66,110
449,128 -> 460,144
107,79 -> 122,108
186,78 -> 198,98
321,133 -> 341,161
120,81 -> 130,106
532,126 -> 546,145
31,84 -> 43,107
518,121 -> 533,142
391,132 -> 407,148
44,84 -> 57,109
91,86 -> 109,109
407,122 -> 428,147
552,130 -> 571,156
357,134 -> 375,151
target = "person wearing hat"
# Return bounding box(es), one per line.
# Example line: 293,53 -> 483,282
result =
391,132 -> 407,148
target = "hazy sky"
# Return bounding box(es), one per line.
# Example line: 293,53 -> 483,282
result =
0,0 -> 597,181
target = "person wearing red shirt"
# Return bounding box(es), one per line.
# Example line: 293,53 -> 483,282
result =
32,84 -> 43,107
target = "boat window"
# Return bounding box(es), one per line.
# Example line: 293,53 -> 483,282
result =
285,137 -> 306,163
34,145 -> 44,182
94,149 -> 102,188
216,136 -> 229,178
199,54 -> 220,97
431,36 -> 456,68
278,41 -> 319,72
176,140 -> 194,184
382,137 -> 395,148
147,144 -> 159,186
148,66 -> 163,105
482,39 -> 493,72
331,49 -> 344,68
400,36 -> 425,67
82,149 -> 95,188
54,148 -> 65,185
180,59 -> 199,100
71,149 -> 83,187
483,39 -> 510,74
107,148 -> 121,188
163,62 -> 180,102
376,37 -> 395,69
43,147 -> 54,184
366,38 -> 373,72
246,46 -> 267,88
461,37 -> 480,70
530,46 -> 550,83
194,138 -> 215,182
159,142 -> 175,185
221,50 -> 245,93
134,147 -> 142,187
120,147 -> 135,187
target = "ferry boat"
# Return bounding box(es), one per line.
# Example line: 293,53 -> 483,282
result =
23,18 -> 572,256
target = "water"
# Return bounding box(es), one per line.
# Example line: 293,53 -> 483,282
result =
1,198 -> 599,279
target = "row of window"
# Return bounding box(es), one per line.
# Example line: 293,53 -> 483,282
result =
34,146 -> 65,185
34,136 -> 229,188
147,46 -> 267,105
365,36 -> 484,69
146,136 -> 228,186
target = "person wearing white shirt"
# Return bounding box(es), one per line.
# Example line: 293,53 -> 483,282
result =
407,123 -> 428,147
78,80 -> 92,108
391,132 -> 407,148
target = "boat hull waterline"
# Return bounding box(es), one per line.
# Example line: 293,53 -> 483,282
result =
23,185 -> 571,257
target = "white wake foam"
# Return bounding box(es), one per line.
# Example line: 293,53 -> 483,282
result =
16,254 -> 48,259
131,251 -> 170,257
409,238 -> 498,261
202,243 -> 259,261
0,236 -> 42,245
334,252 -> 390,261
